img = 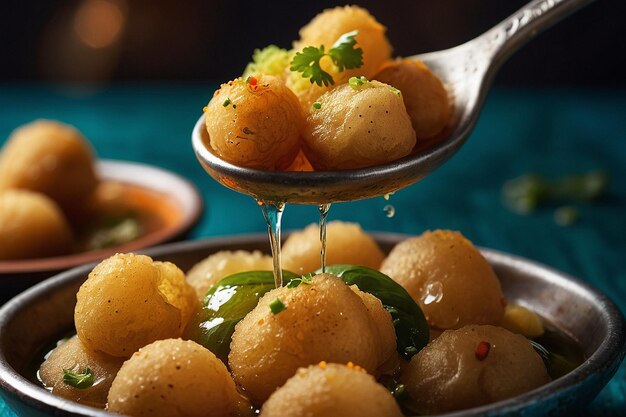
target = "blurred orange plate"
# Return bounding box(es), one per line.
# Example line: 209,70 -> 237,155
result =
0,160 -> 202,277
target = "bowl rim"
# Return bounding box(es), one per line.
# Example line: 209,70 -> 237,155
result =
0,159 -> 203,274
0,233 -> 624,417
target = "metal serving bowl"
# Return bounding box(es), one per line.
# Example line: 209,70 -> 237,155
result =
0,234 -> 624,417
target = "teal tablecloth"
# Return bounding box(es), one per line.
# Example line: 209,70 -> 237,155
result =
0,84 -> 624,416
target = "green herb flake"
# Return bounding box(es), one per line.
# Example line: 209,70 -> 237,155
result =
387,85 -> 401,96
62,368 -> 94,389
554,206 -> 579,226
312,102 -> 322,110
290,30 -> 363,87
87,217 -> 142,250
223,98 -> 232,107
269,298 -> 287,315
349,76 -> 368,90
502,170 -> 609,216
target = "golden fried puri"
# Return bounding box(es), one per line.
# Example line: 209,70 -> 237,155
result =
0,189 -> 73,260
229,273 -> 381,404
374,59 -> 452,139
107,339 -> 240,417
186,249 -> 273,298
288,5 -> 393,106
0,119 -> 98,212
380,230 -> 505,329
74,253 -> 198,357
205,74 -> 304,170
281,221 -> 385,274
39,335 -> 124,408
303,81 -> 416,170
401,325 -> 550,414
260,363 -> 403,417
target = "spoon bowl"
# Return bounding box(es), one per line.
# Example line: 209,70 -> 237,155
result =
193,0 -> 594,205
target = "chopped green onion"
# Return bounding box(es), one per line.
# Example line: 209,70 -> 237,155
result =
223,98 -> 232,107
269,298 -> 287,315
349,76 -> 369,89
312,102 -> 322,110
62,368 -> 94,389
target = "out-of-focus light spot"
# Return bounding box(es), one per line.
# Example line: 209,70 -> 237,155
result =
74,0 -> 126,49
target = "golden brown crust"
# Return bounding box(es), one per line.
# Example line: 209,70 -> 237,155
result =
0,189 -> 73,260
205,74 -> 304,170
401,325 -> 550,414
0,119 -> 99,212
374,59 -> 453,139
380,230 -> 505,329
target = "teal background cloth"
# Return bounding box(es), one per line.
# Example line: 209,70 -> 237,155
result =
0,84 -> 624,416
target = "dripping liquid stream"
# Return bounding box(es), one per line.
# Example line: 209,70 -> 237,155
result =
318,203 -> 331,273
259,202 -> 285,288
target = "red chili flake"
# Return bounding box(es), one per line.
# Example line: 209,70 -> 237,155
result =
245,76 -> 260,92
475,341 -> 491,361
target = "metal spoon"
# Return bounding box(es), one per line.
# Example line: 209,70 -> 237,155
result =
193,0 -> 594,205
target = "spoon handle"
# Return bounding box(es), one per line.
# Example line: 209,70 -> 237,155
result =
485,0 -> 596,65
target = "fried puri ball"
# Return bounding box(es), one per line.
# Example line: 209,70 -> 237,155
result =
281,221 -> 385,274
295,6 -> 391,81
39,335 -> 124,408
107,339 -> 240,417
75,253 -> 199,357
0,120 -> 98,212
204,74 -> 304,170
380,230 -> 505,329
288,5 -> 393,106
374,59 -> 452,139
401,325 -> 550,414
261,363 -> 403,417
186,250 -> 273,298
229,273 -> 381,404
302,81 -> 416,170
0,189 -> 73,260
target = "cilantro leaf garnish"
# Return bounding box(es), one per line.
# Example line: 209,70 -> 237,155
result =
290,46 -> 332,87
290,30 -> 363,87
328,30 -> 363,71
62,368 -> 94,389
